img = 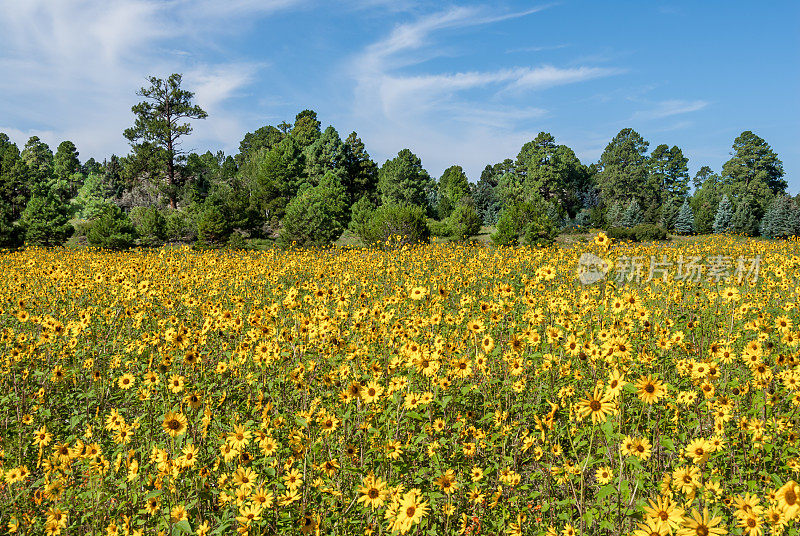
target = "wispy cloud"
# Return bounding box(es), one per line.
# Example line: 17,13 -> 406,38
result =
506,44 -> 569,53
631,99 -> 709,121
350,4 -> 621,178
0,0 -> 300,158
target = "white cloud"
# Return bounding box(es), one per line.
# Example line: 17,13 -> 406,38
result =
0,0 -> 298,159
631,99 -> 709,121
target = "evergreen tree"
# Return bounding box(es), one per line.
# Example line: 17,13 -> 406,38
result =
690,167 -> 721,234
303,125 -> 345,187
712,194 -> 734,234
21,136 -> 54,196
730,197 -> 759,236
618,200 -> 643,228
342,132 -> 378,204
759,196 -> 800,238
290,110 -> 322,149
436,165 -> 470,219
721,131 -> 786,219
0,133 -> 31,224
674,200 -> 695,234
86,204 -> 137,250
377,149 -> 434,208
236,125 -> 284,165
472,163 -> 503,224
54,140 -> 82,198
596,128 -> 649,206
20,193 -> 73,246
277,172 -> 349,248
605,202 -> 625,227
123,73 -> 208,210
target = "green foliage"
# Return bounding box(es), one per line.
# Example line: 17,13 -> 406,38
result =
760,196 -> 800,238
303,126 -> 344,187
130,206 -> 168,246
20,193 -> 73,246
277,173 -> 349,248
674,200 -> 695,234
618,200 -> 643,228
632,223 -> 668,241
491,199 -> 557,247
377,149 -> 434,208
166,209 -> 195,242
290,110 -> 322,149
194,203 -> 231,246
596,128 -> 649,206
721,131 -> 786,217
713,194 -> 734,234
357,203 -> 430,247
0,133 -> 30,223
86,204 -> 136,250
730,197 -> 759,236
241,137 -> 305,228
444,202 -> 482,240
472,164 -> 503,225
236,125 -> 284,166
512,132 -> 590,216
348,196 -> 376,239
436,165 -> 470,219
342,132 -> 378,204
606,224 -> 667,242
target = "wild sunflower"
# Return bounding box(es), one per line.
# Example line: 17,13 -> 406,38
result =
357,474 -> 388,509
162,411 -> 188,438
636,375 -> 667,404
117,373 -> 135,390
676,508 -> 727,536
643,496 -> 685,532
595,466 -> 613,485
576,387 -> 617,424
435,469 -> 459,494
776,480 -> 799,520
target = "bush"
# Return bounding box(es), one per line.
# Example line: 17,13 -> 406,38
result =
86,204 -> 137,250
358,203 -> 430,247
347,196 -> 375,239
606,226 -> 637,241
445,203 -> 482,240
607,224 -> 667,242
491,200 -> 557,247
195,204 -> 231,246
130,206 -> 167,246
166,209 -> 195,242
632,223 -> 668,241
277,182 -> 347,248
427,219 -> 451,238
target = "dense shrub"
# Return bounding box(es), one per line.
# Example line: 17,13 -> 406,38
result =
195,204 -> 231,246
357,203 -> 430,247
20,194 -> 74,247
86,204 -> 137,250
492,200 -> 558,247
445,203 -> 482,240
277,179 -> 348,248
130,206 -> 167,246
607,224 -> 668,242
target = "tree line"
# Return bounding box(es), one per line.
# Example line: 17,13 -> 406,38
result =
0,73 -> 797,249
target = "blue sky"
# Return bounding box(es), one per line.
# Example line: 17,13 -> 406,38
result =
1,0 -> 797,192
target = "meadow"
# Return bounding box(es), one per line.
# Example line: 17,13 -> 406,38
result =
1,234 -> 799,536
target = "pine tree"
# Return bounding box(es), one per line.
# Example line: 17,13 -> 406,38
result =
619,200 -> 643,228
730,198 -> 759,236
674,200 -> 695,234
760,196 -> 800,238
712,194 -> 733,234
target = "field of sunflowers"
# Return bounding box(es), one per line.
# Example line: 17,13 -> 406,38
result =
2,234 -> 800,536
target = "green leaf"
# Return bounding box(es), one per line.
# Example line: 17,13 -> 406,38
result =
172,520 -> 192,535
